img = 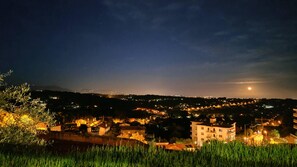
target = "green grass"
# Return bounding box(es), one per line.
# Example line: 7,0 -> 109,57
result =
0,141 -> 296,167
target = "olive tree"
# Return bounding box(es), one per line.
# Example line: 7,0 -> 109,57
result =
0,71 -> 55,145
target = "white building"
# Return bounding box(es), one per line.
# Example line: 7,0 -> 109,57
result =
293,108 -> 297,131
191,118 -> 236,146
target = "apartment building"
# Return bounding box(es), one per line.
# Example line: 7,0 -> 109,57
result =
191,118 -> 236,146
293,108 -> 297,132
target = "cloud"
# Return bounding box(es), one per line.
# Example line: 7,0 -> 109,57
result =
219,80 -> 268,85
103,0 -> 202,31
101,0 -> 297,95
213,31 -> 229,36
162,3 -> 183,11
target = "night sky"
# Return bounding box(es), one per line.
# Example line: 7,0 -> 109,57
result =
1,0 -> 297,98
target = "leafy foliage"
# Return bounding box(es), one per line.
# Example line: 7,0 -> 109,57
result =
0,71 -> 55,145
270,129 -> 280,138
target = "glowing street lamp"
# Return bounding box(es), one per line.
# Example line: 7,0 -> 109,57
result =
263,130 -> 267,135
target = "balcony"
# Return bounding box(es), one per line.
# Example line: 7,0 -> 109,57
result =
206,135 -> 212,138
207,130 -> 216,133
293,113 -> 297,118
294,125 -> 297,130
294,119 -> 297,124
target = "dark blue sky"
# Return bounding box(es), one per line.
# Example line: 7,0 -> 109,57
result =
1,0 -> 297,98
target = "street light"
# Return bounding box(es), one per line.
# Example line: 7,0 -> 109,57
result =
263,130 -> 268,142
263,130 -> 267,135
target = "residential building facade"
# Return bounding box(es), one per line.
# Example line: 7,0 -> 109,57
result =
191,119 -> 236,146
293,108 -> 297,132
118,126 -> 146,142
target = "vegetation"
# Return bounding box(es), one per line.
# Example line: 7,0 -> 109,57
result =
269,129 -> 280,138
0,71 -> 55,145
0,141 -> 296,167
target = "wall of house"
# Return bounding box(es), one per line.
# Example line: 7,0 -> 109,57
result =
293,109 -> 297,131
191,122 -> 236,146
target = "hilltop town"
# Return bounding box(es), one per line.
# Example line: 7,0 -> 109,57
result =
31,90 -> 297,150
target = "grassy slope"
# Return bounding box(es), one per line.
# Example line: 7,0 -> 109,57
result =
0,141 -> 297,167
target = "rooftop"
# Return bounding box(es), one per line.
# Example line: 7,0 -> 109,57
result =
120,126 -> 146,131
192,118 -> 235,128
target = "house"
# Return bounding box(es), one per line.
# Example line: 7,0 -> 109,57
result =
191,117 -> 236,146
63,123 -> 79,132
157,143 -> 196,151
88,122 -> 111,136
164,143 -> 185,151
118,126 -> 146,142
36,122 -> 62,132
36,122 -> 47,130
293,108 -> 297,132
98,122 -> 111,136
75,116 -> 98,127
50,125 -> 62,132
285,134 -> 297,144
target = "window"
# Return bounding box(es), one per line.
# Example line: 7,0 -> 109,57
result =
201,132 -> 204,135
201,127 -> 204,130
219,129 -> 222,132
201,138 -> 204,141
213,134 -> 216,137
219,135 -> 222,138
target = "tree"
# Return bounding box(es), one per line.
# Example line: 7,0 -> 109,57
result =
0,71 -> 55,145
79,124 -> 88,135
269,129 -> 280,138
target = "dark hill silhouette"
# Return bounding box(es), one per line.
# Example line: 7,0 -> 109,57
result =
30,85 -> 72,92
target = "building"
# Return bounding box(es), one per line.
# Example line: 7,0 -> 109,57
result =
255,117 -> 282,127
75,116 -> 98,127
293,108 -> 297,132
98,123 -> 111,136
191,118 -> 236,146
118,126 -> 146,142
50,125 -> 62,132
285,134 -> 297,144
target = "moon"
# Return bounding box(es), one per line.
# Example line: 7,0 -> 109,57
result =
247,87 -> 252,91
